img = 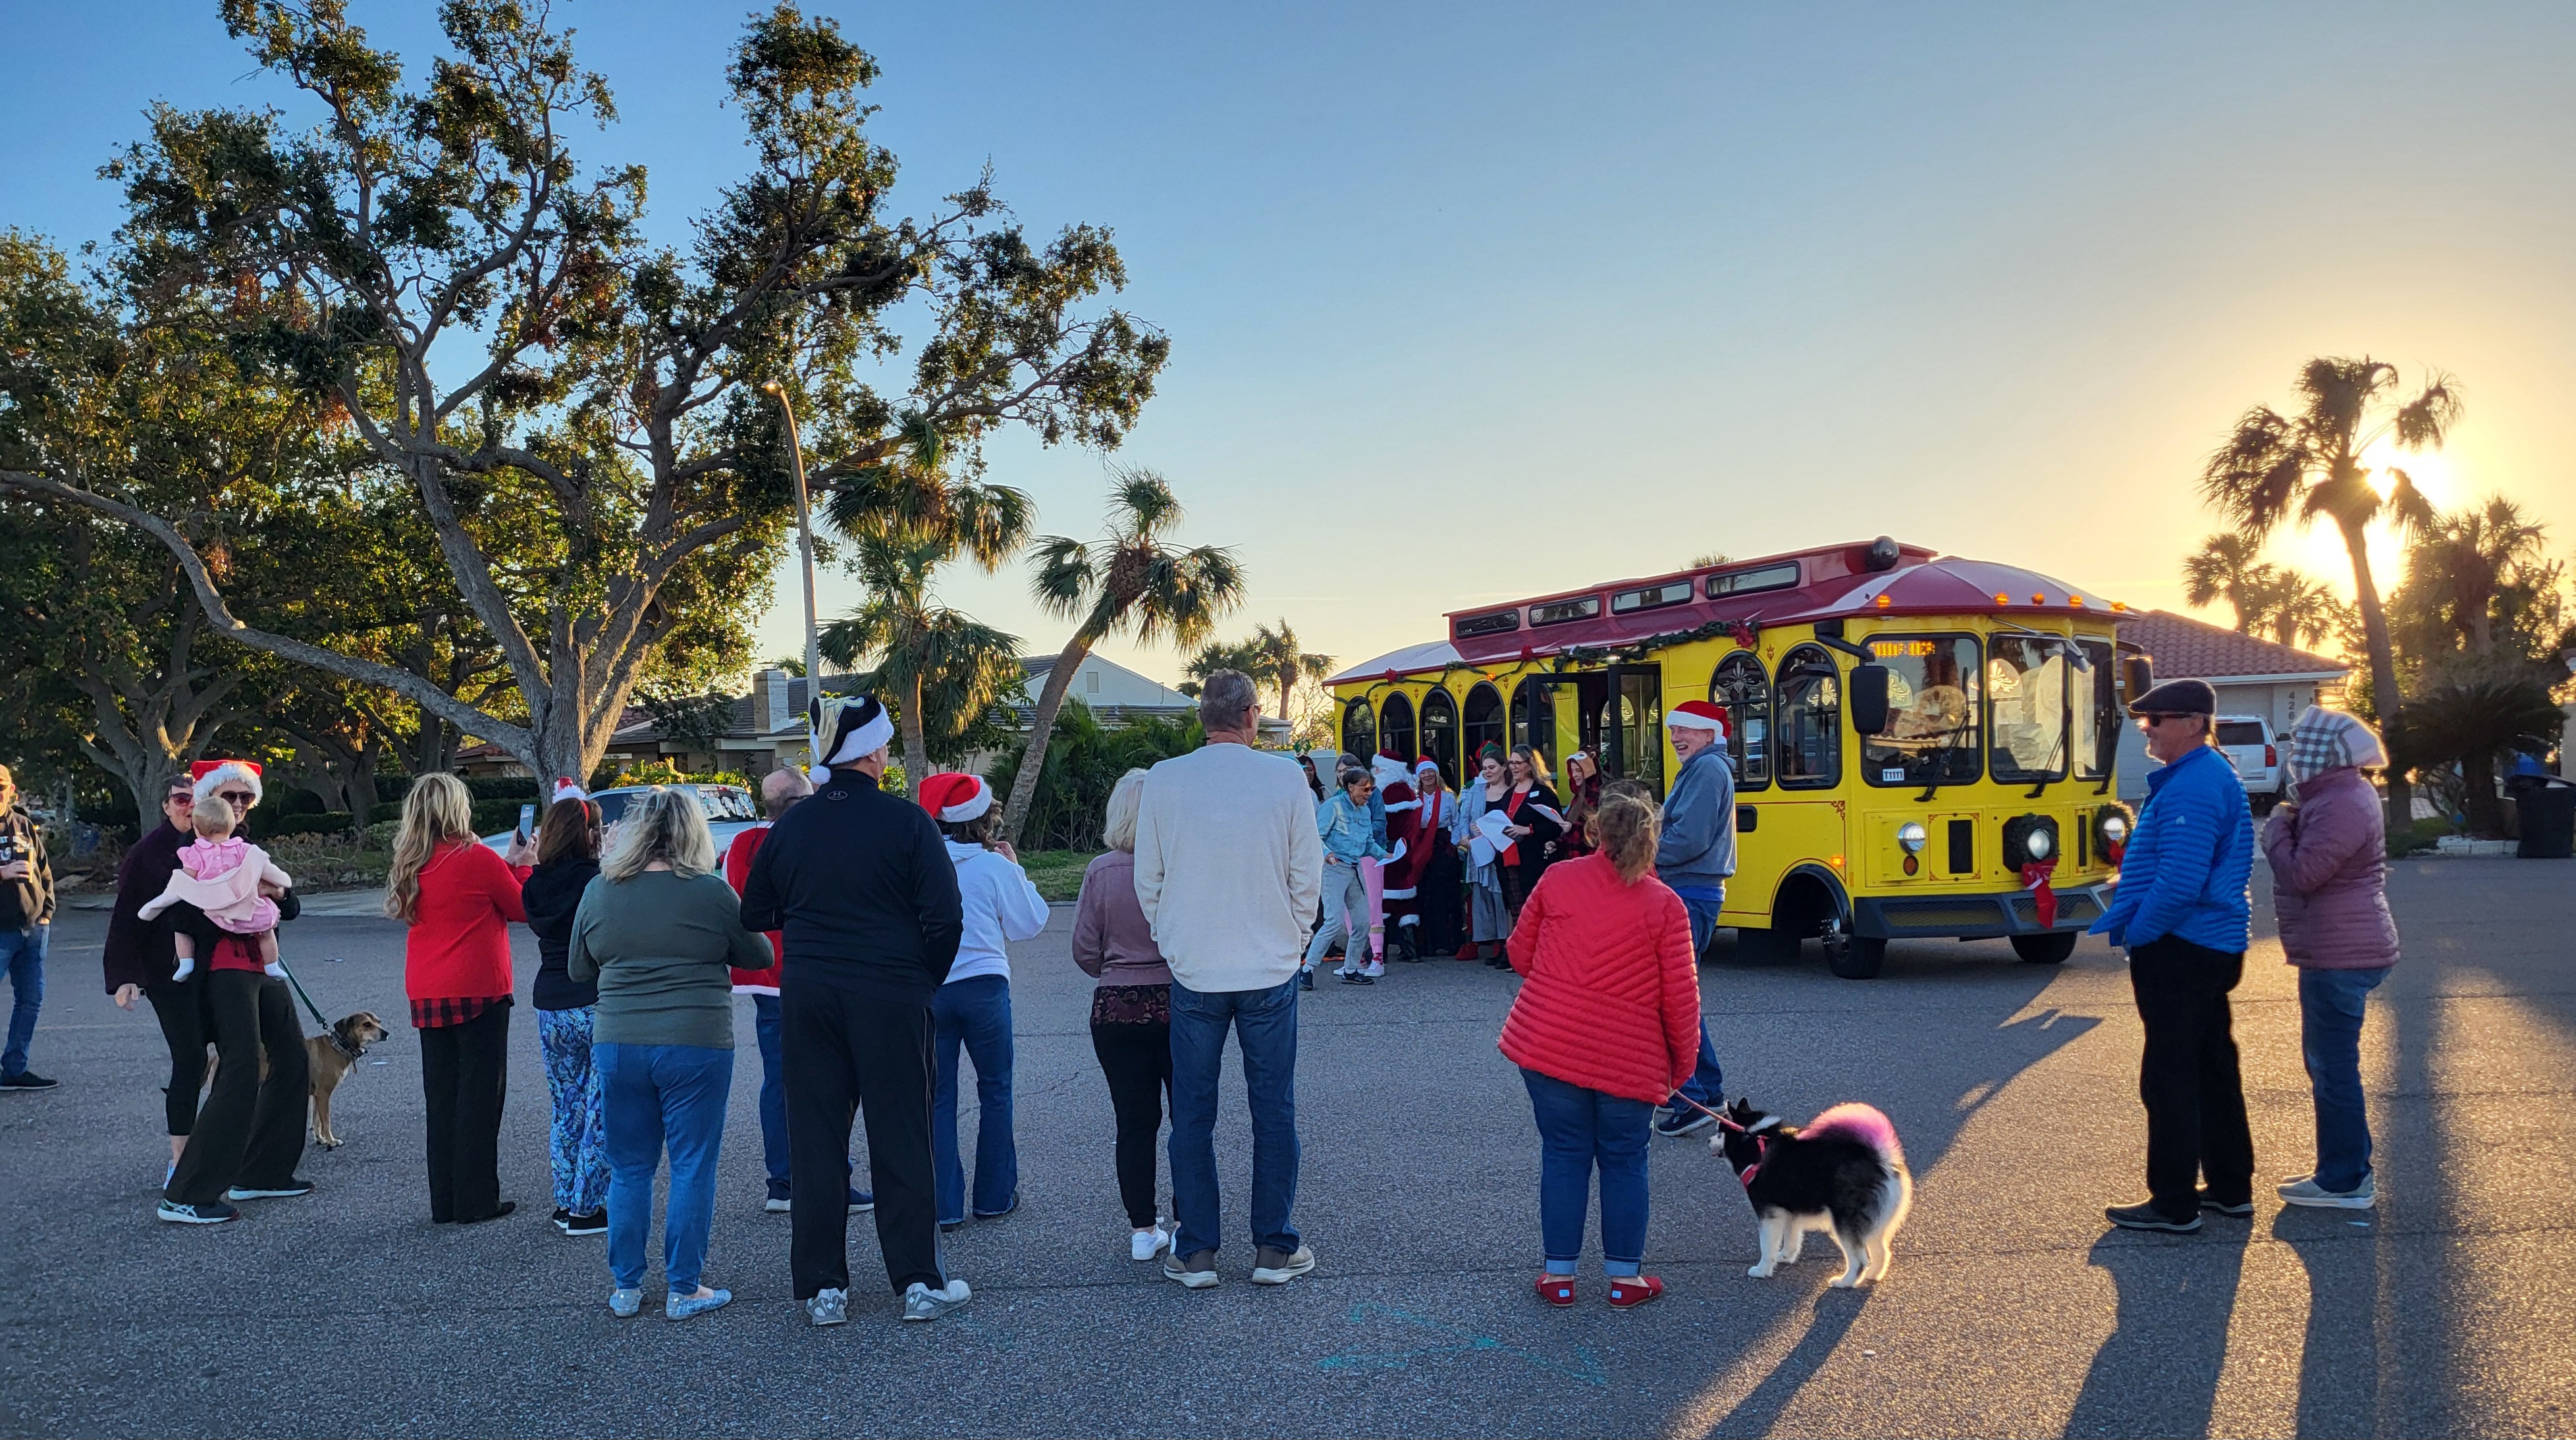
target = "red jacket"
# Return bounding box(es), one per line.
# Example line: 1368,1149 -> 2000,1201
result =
724,824 -> 784,993
402,841 -> 529,1003
1499,853 -> 1702,1104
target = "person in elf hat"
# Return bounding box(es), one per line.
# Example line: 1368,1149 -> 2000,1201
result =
739,693 -> 971,1325
917,772 -> 1049,1232
1649,701 -> 1734,1138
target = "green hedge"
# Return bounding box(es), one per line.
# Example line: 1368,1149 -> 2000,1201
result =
263,811 -> 358,839
469,799 -> 535,836
465,777 -> 540,802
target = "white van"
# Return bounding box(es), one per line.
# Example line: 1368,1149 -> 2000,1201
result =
2214,715 -> 2284,813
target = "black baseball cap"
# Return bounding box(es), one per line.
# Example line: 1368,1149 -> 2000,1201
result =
2128,678 -> 2217,717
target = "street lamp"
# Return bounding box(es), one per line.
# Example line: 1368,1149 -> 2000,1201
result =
759,381 -> 824,703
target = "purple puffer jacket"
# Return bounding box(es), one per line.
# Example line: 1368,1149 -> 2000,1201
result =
2261,765 -> 2400,969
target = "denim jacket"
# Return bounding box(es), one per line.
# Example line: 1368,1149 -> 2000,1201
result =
1318,791 -> 1391,867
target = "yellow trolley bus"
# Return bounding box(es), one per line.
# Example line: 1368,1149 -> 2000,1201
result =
1326,537 -> 2153,978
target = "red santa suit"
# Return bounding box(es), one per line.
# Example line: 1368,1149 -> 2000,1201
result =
1372,749 -> 1427,951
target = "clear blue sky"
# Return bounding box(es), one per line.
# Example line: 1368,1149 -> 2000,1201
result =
6,1 -> 2572,693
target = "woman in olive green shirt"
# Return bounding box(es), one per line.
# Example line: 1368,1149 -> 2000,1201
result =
569,788 -> 771,1321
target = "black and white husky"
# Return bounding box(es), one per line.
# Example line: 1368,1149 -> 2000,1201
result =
1713,1097 -> 1914,1289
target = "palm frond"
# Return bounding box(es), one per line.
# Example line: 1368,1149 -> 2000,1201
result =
2392,373 -> 2465,449
1108,466 -> 1181,541
1027,535 -> 1096,617
948,483 -> 1034,572
2199,408 -> 2307,531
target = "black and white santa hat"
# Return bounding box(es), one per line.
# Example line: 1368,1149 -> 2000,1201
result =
809,693 -> 895,782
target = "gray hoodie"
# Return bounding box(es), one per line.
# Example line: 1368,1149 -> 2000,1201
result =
1654,746 -> 1736,890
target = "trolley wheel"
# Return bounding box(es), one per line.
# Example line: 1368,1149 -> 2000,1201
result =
1732,924 -> 1802,966
2010,932 -> 2079,965
1824,932 -> 1887,979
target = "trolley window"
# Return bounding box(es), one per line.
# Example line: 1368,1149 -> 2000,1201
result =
1420,688 -> 1460,787
1513,678 -> 1558,761
1709,652 -> 1771,791
1456,608 -> 1520,639
1610,580 -> 1694,616
1462,683 -> 1505,768
1341,697 -> 1377,760
1528,596 -> 1600,627
1989,635 -> 2073,784
1379,691 -> 1416,762
2076,640 -> 2118,781
1774,644 -> 1840,789
1860,635 -> 1981,787
1706,562 -> 1802,599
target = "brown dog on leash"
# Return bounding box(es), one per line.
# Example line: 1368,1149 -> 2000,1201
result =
306,1011 -> 389,1148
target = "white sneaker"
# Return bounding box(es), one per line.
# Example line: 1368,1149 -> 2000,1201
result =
2278,1173 -> 2376,1210
1130,1223 -> 1171,1262
901,1278 -> 972,1322
805,1287 -> 848,1326
1362,959 -> 1385,978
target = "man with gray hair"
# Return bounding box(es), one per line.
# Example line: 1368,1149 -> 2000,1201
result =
1134,670 -> 1324,1288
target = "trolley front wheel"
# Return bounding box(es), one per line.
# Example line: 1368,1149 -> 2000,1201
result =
1823,932 -> 1887,980
2010,932 -> 2079,965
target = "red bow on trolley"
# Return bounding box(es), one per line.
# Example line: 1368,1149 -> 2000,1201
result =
2020,858 -> 2059,930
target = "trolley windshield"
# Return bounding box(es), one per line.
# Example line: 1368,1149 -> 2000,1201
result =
1862,635 -> 1982,787
1989,635 -> 2072,784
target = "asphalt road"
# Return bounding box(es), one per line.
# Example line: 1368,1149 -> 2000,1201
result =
5,859 -> 2572,1438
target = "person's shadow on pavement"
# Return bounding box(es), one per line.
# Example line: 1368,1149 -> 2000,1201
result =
2060,1223 -> 2249,1439
1706,1289 -> 1872,1438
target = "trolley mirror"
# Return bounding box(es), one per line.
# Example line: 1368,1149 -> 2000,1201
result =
1850,662 -> 1892,735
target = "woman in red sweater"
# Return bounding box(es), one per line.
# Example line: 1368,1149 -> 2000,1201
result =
385,772 -> 531,1224
1499,791 -> 1700,1309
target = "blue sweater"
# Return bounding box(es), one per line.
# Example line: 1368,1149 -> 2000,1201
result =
1655,746 -> 1737,889
2091,744 -> 2253,953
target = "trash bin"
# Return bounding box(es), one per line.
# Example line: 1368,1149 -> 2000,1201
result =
2511,778 -> 2575,859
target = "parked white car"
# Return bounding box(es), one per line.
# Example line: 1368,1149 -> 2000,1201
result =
2214,715 -> 2284,813
480,783 -> 765,856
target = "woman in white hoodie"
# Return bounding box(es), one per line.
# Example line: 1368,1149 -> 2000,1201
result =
919,773 -> 1051,1231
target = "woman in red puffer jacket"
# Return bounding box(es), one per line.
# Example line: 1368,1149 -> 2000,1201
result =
1499,791 -> 1700,1310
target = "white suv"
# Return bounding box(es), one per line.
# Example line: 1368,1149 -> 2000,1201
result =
2214,715 -> 2284,813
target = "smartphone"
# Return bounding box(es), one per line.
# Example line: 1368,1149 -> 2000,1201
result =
516,803 -> 537,841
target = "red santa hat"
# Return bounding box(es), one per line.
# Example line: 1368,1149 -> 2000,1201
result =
918,772 -> 994,824
1667,701 -> 1730,737
551,777 -> 589,804
188,759 -> 265,807
1413,757 -> 1443,777
1371,749 -> 1412,790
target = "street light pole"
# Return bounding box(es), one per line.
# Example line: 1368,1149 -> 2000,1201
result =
761,381 -> 824,708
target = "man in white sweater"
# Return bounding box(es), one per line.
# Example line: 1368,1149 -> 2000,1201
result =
1133,669 -> 1324,1288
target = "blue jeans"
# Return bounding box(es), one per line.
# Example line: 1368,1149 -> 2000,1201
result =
2299,966 -> 2390,1192
1522,1067 -> 1651,1277
1,923 -> 44,1079
752,994 -> 792,1187
1668,890 -> 1725,1108
1169,975 -> 1301,1258
932,974 -> 1019,1223
598,1042 -> 733,1294
535,1006 -> 609,1213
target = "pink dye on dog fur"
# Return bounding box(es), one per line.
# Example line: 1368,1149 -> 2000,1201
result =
1801,1103 -> 1904,1163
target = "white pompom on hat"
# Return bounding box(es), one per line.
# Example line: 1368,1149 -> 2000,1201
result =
1667,700 -> 1730,736
551,777 -> 589,804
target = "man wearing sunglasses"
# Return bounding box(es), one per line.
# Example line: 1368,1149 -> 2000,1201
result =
0,764 -> 58,1091
2088,678 -> 2256,1234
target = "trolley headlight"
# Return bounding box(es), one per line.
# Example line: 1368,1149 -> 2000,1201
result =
2025,827 -> 2053,861
1896,821 -> 1927,854
2100,814 -> 2129,846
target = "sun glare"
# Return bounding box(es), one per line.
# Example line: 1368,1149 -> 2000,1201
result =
2360,438 -> 2457,507
2274,440 -> 2465,604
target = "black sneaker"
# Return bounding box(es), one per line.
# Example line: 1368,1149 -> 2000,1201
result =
2197,1188 -> 2255,1217
0,1070 -> 58,1091
158,1200 -> 240,1225
564,1208 -> 607,1236
1653,1107 -> 1715,1138
2106,1202 -> 2201,1233
1297,969 -> 1314,992
1338,970 -> 1375,985
552,1207 -> 574,1232
225,1179 -> 315,1201
847,1188 -> 874,1213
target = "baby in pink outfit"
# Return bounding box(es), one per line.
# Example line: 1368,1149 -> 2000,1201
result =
138,795 -> 293,980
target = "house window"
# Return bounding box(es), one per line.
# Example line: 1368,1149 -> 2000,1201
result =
1084,668 -> 1100,695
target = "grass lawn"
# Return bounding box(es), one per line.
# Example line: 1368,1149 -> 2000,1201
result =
1019,848 -> 1104,903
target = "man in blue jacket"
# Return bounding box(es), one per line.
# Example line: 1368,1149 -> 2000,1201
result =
1650,701 -> 1735,1137
2089,679 -> 2256,1232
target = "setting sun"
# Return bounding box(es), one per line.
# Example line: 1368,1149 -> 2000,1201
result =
2361,437 -> 2459,507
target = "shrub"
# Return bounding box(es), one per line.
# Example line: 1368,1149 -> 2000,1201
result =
464,776 -> 540,802
364,819 -> 398,851
470,799 -> 531,836
982,703 -> 1201,851
367,801 -> 405,824
262,812 -> 358,840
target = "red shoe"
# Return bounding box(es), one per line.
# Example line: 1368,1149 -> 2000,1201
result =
1536,1274 -> 1576,1308
1606,1275 -> 1665,1309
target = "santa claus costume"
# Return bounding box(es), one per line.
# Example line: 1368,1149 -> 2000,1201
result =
1368,750 -> 1421,961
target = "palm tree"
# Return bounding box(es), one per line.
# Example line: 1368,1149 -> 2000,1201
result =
1246,620 -> 1335,728
1002,469 -> 1245,846
2402,496 -> 2551,656
820,530 -> 1024,797
2199,357 -> 2460,825
820,413 -> 1034,797
2247,567 -> 2342,651
2390,664 -> 2563,838
2180,533 -> 2274,633
1178,637 -> 1262,698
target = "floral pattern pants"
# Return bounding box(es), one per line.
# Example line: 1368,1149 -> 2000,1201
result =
537,1005 -> 610,1215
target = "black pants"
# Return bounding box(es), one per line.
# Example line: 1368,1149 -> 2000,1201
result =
2129,937 -> 2255,1215
1090,1019 -> 1173,1229
419,1001 -> 510,1223
148,977 -> 211,1136
781,980 -> 942,1296
1416,847 -> 1463,956
165,971 -> 309,1204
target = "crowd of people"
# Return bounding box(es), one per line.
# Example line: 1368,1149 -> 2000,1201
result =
0,664 -> 2409,1318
